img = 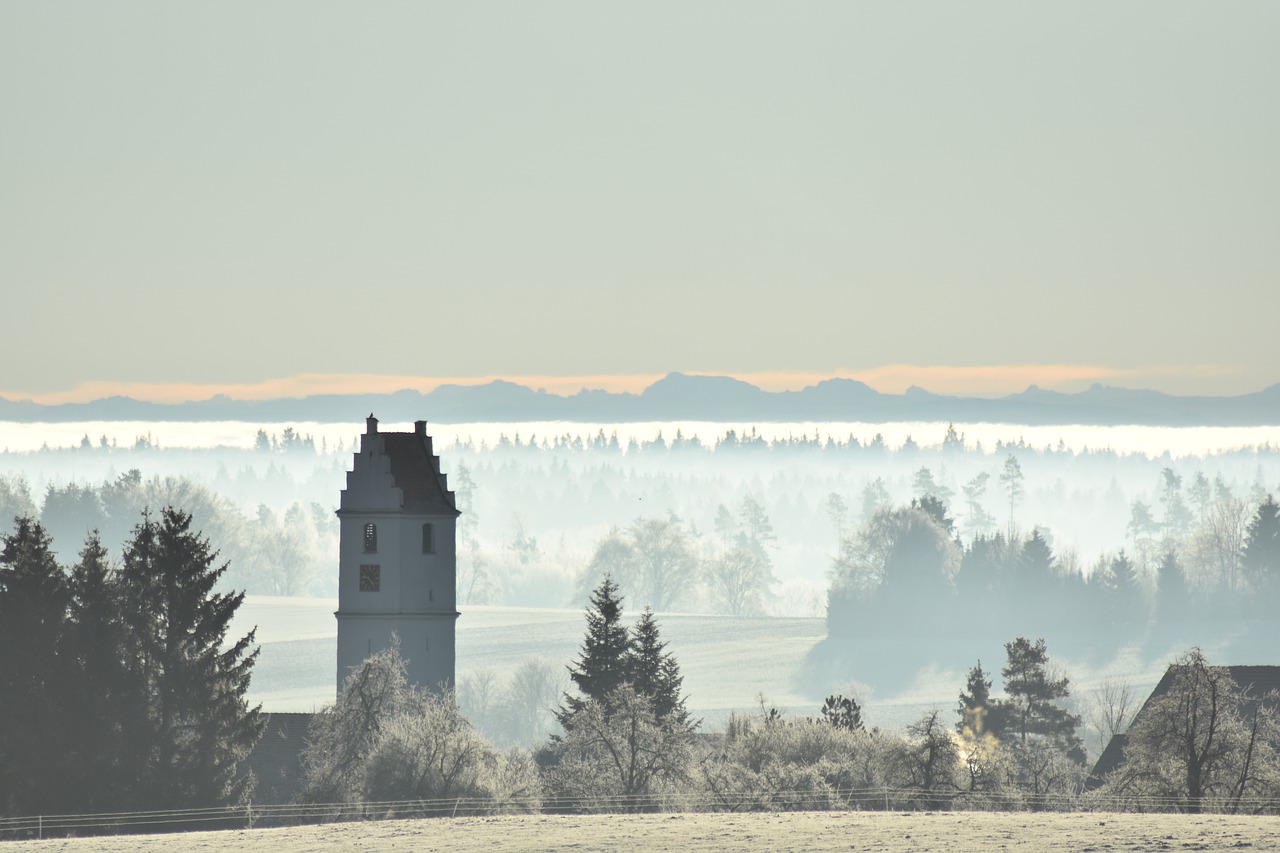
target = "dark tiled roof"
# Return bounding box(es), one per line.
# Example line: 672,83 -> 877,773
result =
1086,664 -> 1280,789
241,711 -> 314,805
382,430 -> 460,516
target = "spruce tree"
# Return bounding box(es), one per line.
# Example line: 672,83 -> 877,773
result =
1154,550 -> 1190,630
627,608 -> 690,726
62,533 -> 138,813
559,578 -> 631,724
957,660 -> 993,734
118,508 -> 263,808
1243,495 -> 1280,606
0,518 -> 71,815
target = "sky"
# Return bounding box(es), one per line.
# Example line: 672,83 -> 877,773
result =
2,2 -> 1277,404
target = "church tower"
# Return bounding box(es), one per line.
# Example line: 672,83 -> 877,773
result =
335,416 -> 460,695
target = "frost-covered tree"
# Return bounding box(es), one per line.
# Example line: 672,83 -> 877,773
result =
1105,648 -> 1280,813
302,640 -> 538,811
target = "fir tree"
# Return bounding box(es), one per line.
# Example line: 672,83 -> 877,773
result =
0,518 -> 71,815
1243,495 -> 1280,604
62,533 -> 138,812
118,508 -> 263,808
559,578 -> 631,724
627,608 -> 690,726
1154,550 -> 1191,630
957,660 -> 993,734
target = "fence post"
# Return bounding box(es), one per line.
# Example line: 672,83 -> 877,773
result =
38,815 -> 42,840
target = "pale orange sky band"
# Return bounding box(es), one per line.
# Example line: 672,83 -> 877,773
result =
0,365 -> 1243,406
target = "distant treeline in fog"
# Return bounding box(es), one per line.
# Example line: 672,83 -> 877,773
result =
0,424 -> 1276,635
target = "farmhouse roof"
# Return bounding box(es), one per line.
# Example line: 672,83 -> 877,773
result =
1087,664 -> 1280,789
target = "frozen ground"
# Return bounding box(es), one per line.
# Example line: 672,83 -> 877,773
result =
233,597 -> 1166,732
11,810 -> 1280,852
233,597 -> 832,727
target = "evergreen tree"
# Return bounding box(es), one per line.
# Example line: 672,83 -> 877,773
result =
1154,550 -> 1191,631
1012,529 -> 1056,609
820,694 -> 864,732
911,494 -> 955,535
957,660 -> 993,734
0,518 -> 72,815
961,472 -> 997,541
627,608 -> 690,726
559,578 -> 631,723
118,508 -> 263,809
62,533 -> 138,813
1243,495 -> 1280,606
1105,550 -> 1147,628
737,496 -> 776,553
990,637 -> 1083,761
1000,454 -> 1025,540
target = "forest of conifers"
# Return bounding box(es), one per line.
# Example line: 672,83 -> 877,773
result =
1,423 -> 1277,675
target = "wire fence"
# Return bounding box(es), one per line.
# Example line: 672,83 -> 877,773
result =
5,786 -> 1280,841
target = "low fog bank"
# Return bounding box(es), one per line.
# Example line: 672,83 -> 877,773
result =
1,420 -> 1275,614
3,419 -> 1272,755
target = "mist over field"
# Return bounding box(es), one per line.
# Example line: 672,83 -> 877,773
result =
2,416 -> 1277,754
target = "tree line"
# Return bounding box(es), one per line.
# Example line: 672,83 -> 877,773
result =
0,470 -> 337,599
823,470 -> 1280,685
5,421 -> 1277,615
0,512 -> 261,819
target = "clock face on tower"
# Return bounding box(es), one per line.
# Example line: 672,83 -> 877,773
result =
359,564 -> 380,592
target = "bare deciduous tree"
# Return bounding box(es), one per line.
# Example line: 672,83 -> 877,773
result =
1087,678 -> 1136,757
1104,648 -> 1280,813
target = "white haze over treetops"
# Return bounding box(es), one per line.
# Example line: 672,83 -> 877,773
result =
2,3 -> 1278,398
2,420 -> 1277,460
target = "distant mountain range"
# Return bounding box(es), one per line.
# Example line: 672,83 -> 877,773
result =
3,373 -> 1280,426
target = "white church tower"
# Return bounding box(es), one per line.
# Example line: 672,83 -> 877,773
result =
335,415 -> 459,695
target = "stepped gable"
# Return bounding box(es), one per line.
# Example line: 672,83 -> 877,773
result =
381,421 -> 460,516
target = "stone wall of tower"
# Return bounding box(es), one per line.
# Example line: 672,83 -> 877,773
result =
335,416 -> 459,695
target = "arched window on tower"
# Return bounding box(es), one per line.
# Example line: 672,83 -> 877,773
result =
422,523 -> 435,554
364,522 -> 377,553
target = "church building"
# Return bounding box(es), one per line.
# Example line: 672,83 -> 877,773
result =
243,415 -> 462,802
334,415 -> 460,694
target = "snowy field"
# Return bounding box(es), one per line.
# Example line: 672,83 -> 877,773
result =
11,810 -> 1280,852
233,597 -> 832,726
232,597 -> 1166,734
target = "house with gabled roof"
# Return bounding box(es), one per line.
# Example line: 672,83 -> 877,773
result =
1087,663 -> 1280,790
